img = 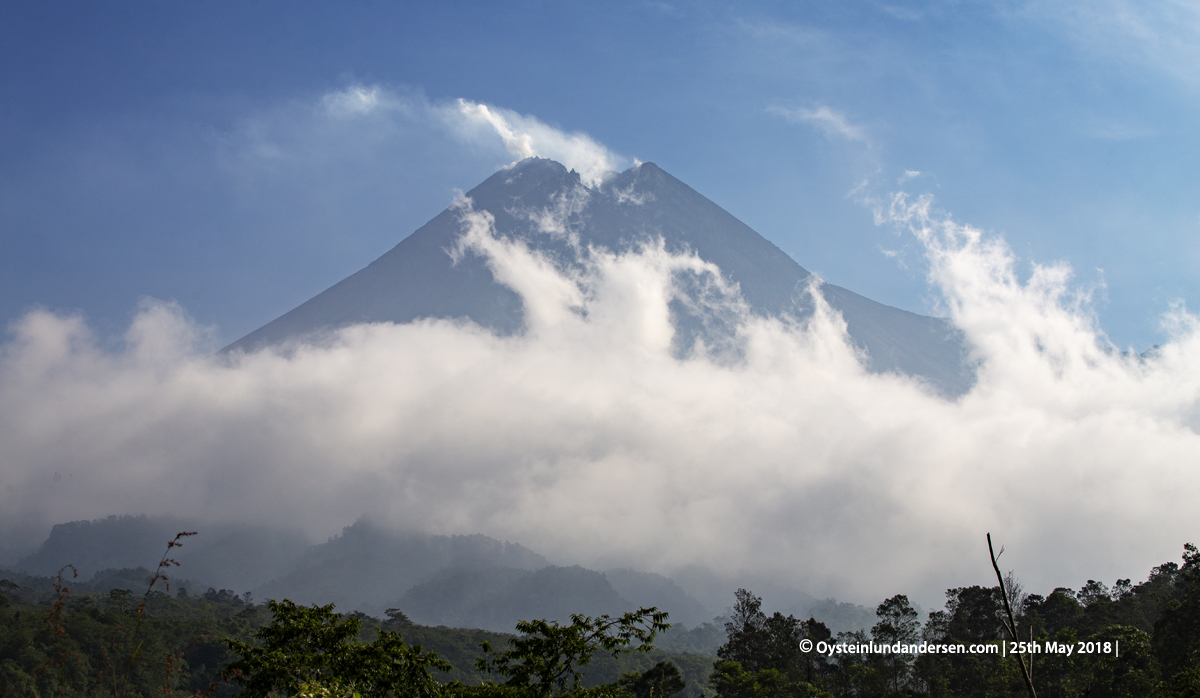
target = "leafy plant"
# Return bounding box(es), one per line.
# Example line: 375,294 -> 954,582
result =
617,661 -> 686,698
223,599 -> 451,698
473,607 -> 670,697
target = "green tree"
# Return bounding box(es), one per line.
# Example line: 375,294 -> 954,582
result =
713,590 -> 828,698
1083,625 -> 1158,698
927,586 -> 1006,698
871,594 -> 919,694
719,590 -> 770,671
799,618 -> 832,687
817,631 -> 886,698
709,661 -> 828,698
224,599 -> 451,698
473,607 -> 669,697
1151,543 -> 1200,696
718,589 -> 806,677
617,661 -> 685,698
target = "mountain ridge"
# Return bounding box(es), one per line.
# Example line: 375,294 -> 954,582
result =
6,514 -> 878,634
227,158 -> 973,395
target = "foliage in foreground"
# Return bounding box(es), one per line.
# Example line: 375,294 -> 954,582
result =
223,601 -> 673,698
0,577 -> 260,697
216,539 -> 1200,698
704,543 -> 1200,698
0,574 -> 702,698
10,539 -> 1200,697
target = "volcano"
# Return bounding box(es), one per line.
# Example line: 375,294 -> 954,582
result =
227,158 -> 972,394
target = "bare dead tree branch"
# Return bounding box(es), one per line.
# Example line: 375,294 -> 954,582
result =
988,532 -> 1037,698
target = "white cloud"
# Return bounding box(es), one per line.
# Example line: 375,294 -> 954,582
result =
3,197 -> 1200,607
225,86 -> 625,188
451,99 -> 624,187
771,104 -> 870,144
322,86 -> 384,117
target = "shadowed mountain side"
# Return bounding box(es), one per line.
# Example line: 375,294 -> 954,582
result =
14,515 -> 875,639
252,520 -> 548,615
394,565 -> 716,633
16,516 -> 182,578
397,565 -> 631,633
227,158 -> 973,395
14,515 -> 310,592
603,568 -> 713,629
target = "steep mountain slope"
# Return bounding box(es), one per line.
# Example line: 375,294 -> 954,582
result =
397,565 -> 630,632
19,516 -> 900,635
15,515 -> 309,591
252,520 -> 549,615
227,158 -> 972,394
393,565 -> 716,632
602,568 -> 713,628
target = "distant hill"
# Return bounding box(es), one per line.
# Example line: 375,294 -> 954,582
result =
253,520 -> 549,615
603,568 -> 714,628
390,564 -> 715,633
12,514 -> 879,636
227,158 -> 973,395
15,514 -> 309,592
398,565 -> 629,632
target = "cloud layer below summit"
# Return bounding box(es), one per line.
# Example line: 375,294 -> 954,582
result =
3,178 -> 1200,607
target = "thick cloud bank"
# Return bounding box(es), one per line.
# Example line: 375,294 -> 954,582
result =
3,194 -> 1199,606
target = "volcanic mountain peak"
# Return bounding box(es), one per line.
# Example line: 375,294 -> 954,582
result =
228,158 -> 972,394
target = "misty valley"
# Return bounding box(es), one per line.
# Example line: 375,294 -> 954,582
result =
3,515 -> 1200,697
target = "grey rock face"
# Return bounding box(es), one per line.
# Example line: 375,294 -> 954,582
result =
227,158 -> 972,395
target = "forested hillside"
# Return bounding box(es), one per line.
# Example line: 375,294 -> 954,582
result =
5,537 -> 1200,696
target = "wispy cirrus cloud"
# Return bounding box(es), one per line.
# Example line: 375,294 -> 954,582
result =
770,104 -> 870,144
1007,0 -> 1200,87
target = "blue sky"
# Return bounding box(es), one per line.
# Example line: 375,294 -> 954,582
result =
2,0 -> 1197,348
8,1 -> 1200,601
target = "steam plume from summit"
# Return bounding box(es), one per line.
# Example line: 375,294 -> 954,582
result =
455,99 -> 624,186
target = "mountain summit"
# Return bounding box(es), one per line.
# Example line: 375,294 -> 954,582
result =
228,158 -> 971,394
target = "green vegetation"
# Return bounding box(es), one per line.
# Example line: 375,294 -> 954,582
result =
0,572 -> 262,696
7,539 -> 1200,696
701,543 -> 1200,697
221,601 -> 680,698
0,573 -> 699,697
